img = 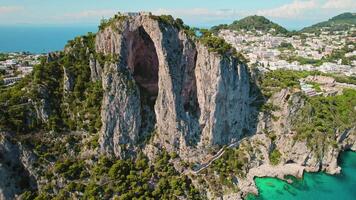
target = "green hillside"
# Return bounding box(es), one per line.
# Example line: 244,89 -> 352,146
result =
211,15 -> 288,34
302,12 -> 356,32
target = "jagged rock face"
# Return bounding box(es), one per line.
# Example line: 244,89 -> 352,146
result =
96,15 -> 251,158
33,85 -> 51,123
0,133 -> 38,200
63,67 -> 74,92
256,89 -> 356,174
46,52 -> 60,63
100,63 -> 142,157
89,53 -> 102,81
195,44 -> 250,146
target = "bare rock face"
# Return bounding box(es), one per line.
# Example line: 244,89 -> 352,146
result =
257,89 -> 356,175
46,52 -> 60,63
33,85 -> 51,123
100,63 -> 142,158
195,44 -> 250,146
0,133 -> 38,200
96,14 -> 251,159
231,88 -> 356,198
89,53 -> 102,81
63,67 -> 74,93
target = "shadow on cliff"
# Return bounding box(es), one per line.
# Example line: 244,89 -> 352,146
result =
246,66 -> 266,137
114,21 -> 265,150
0,134 -> 38,199
124,26 -> 159,144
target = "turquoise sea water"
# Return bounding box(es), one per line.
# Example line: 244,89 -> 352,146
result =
0,26 -> 97,53
247,151 -> 356,200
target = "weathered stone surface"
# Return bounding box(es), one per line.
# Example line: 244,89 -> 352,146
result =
0,133 -> 38,200
195,43 -> 250,147
230,88 -> 356,199
89,53 -> 102,81
99,63 -> 142,158
95,14 -> 252,159
63,67 -> 74,92
33,85 -> 51,123
46,52 -> 60,63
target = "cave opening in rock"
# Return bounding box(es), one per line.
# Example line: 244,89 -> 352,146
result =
127,26 -> 159,138
128,26 -> 159,102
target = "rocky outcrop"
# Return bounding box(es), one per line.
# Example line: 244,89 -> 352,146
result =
0,133 -> 38,200
46,52 -> 60,63
232,89 -> 356,199
100,63 -> 142,158
195,43 -> 250,146
63,67 -> 74,93
33,85 -> 51,123
89,53 -> 102,81
95,14 -> 252,159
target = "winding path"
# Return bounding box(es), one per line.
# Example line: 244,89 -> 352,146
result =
191,140 -> 242,174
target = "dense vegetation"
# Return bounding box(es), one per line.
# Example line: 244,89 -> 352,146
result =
0,53 -> 9,61
278,42 -> 294,50
302,12 -> 356,32
259,69 -> 356,154
293,89 -> 356,153
269,149 -> 282,165
0,33 -> 103,134
211,15 -> 288,35
201,69 -> 356,194
196,141 -> 259,196
0,75 -> 41,132
199,29 -> 235,54
98,13 -> 127,31
332,75 -> 356,85
150,14 -> 186,30
60,33 -> 104,133
258,69 -> 320,97
198,29 -> 248,62
20,134 -> 202,200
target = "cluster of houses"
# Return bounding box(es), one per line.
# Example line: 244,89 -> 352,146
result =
300,82 -> 319,97
299,75 -> 356,97
219,27 -> 356,76
0,52 -> 41,86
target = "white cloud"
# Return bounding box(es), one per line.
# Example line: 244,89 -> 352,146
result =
255,0 -> 319,19
61,9 -> 117,20
153,8 -> 240,18
0,6 -> 24,15
322,0 -> 356,10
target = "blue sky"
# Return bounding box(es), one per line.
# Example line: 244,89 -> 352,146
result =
0,0 -> 355,29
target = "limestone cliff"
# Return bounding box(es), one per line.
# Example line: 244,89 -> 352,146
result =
95,13 -> 252,160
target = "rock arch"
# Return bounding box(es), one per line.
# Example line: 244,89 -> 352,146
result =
124,26 -> 161,142
127,26 -> 159,102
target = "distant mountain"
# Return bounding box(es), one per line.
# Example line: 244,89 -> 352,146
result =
211,15 -> 288,34
301,12 -> 356,32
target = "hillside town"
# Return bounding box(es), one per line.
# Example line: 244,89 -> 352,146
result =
219,27 -> 356,76
0,52 -> 42,86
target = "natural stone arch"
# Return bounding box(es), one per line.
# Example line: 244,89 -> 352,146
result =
126,26 -> 159,103
123,25 -> 162,141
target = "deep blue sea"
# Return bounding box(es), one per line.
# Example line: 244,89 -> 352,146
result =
0,25 -> 302,54
0,26 -> 97,53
